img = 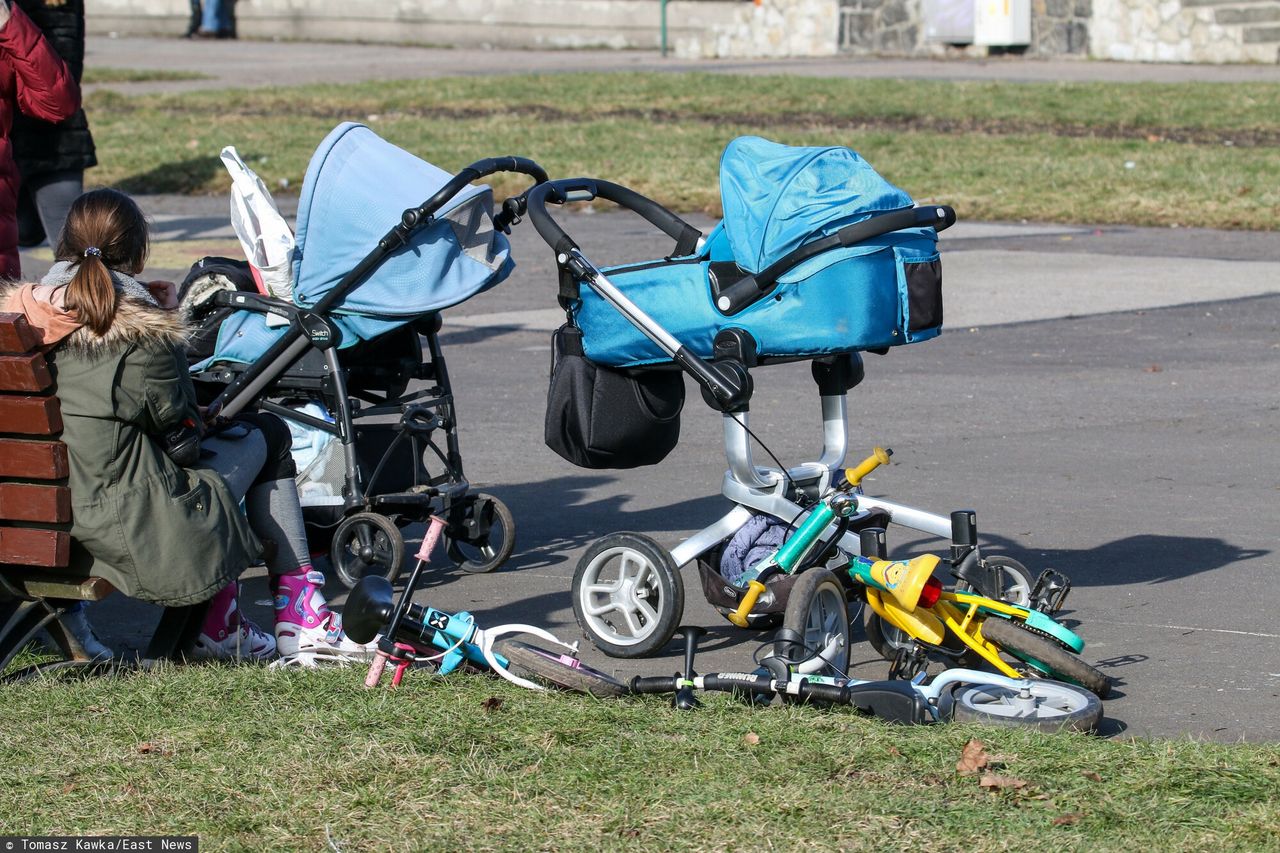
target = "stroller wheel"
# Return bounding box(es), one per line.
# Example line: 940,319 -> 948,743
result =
445,493 -> 516,574
331,512 -> 405,589
572,533 -> 683,658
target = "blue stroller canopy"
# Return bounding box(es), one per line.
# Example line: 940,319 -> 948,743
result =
293,122 -> 512,323
193,123 -> 513,368
719,136 -> 914,274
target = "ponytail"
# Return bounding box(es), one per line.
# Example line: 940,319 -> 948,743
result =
54,189 -> 151,337
65,249 -> 118,336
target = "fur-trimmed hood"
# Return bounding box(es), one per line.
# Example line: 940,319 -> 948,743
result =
0,277 -> 189,356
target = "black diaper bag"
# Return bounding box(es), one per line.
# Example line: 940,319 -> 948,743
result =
544,322 -> 685,469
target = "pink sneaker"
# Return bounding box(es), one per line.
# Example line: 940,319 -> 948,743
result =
273,570 -> 375,661
190,583 -> 276,661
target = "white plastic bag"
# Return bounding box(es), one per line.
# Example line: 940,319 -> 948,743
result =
221,146 -> 296,301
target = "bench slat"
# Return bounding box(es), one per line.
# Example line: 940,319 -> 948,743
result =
0,353 -> 53,392
0,571 -> 113,602
0,528 -> 71,567
0,439 -> 68,479
0,484 -> 71,523
0,313 -> 40,355
0,395 -> 62,435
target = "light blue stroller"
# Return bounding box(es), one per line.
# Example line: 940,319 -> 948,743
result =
184,122 -> 548,587
522,136 -> 1037,660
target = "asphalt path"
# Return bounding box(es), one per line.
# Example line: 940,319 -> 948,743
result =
23,199 -> 1279,743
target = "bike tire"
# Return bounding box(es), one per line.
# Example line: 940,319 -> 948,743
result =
980,617 -> 1112,699
950,679 -> 1102,733
778,569 -> 850,677
494,639 -> 629,698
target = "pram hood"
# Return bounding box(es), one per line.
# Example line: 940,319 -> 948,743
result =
719,136 -> 914,274
291,122 -> 512,325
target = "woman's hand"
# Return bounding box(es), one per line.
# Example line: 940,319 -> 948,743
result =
145,280 -> 180,310
0,1 -> 11,30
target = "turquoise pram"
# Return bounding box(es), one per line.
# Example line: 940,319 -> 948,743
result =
523,136 -> 956,657
186,122 -> 547,587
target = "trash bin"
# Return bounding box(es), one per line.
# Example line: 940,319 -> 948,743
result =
973,0 -> 1030,46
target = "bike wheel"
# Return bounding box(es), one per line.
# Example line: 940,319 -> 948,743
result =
950,678 -> 1102,732
331,512 -> 405,589
445,493 -> 516,574
863,610 -> 914,662
980,617 -> 1112,698
779,569 -> 850,677
572,533 -> 684,658
956,555 -> 1035,606
494,639 -> 629,698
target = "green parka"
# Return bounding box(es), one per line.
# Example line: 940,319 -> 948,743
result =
1,282 -> 261,605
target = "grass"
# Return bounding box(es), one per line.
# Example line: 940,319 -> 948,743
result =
83,72 -> 1280,228
83,67 -> 211,85
1,660 -> 1278,851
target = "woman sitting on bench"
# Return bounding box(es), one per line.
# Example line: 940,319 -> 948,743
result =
1,188 -> 371,663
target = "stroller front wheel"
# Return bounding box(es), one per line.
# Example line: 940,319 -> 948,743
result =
331,512 -> 405,589
445,493 -> 516,574
572,533 -> 683,658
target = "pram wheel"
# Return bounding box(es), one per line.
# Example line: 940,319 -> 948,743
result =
445,493 -> 516,574
572,533 -> 683,658
331,512 -> 405,589
778,569 -> 851,678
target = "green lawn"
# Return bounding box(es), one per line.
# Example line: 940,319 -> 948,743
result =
1,663 -> 1278,851
84,72 -> 1280,228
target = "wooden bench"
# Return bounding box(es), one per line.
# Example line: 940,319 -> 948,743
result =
0,312 -> 207,679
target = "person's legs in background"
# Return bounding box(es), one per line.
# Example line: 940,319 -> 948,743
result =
185,0 -> 202,37
198,0 -> 235,38
16,169 -> 83,249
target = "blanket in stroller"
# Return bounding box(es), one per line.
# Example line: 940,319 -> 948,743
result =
575,136 -> 944,368
190,123 -> 513,370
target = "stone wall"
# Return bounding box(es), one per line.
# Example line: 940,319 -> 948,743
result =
1090,0 -> 1280,62
87,0 -> 743,51
675,0 -> 841,57
839,0 -> 1089,54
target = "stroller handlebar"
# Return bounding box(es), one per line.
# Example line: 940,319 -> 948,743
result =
527,178 -> 703,260
715,204 -> 957,315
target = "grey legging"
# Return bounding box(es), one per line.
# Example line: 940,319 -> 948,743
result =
201,422 -> 308,575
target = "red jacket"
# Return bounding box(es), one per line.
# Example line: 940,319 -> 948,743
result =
0,3 -> 79,278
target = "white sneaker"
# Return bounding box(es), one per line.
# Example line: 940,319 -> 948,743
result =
61,604 -> 113,662
189,617 -> 277,661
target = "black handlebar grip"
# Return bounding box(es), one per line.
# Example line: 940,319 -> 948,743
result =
629,675 -> 679,695
713,275 -> 762,315
798,682 -> 851,704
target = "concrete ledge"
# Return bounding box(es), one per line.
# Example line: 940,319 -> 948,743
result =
88,0 -> 743,50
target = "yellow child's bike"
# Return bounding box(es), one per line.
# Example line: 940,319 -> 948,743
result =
732,491 -> 1112,699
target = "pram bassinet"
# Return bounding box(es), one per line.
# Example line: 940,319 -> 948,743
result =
186,123 -> 547,586
572,136 -> 945,369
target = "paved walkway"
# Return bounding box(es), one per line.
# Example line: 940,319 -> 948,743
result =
86,34 -> 1280,97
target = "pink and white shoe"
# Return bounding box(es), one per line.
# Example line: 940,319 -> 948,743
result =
273,569 -> 376,662
190,585 -> 276,662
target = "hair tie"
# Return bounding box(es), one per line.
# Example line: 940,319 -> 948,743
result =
83,247 -> 102,258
